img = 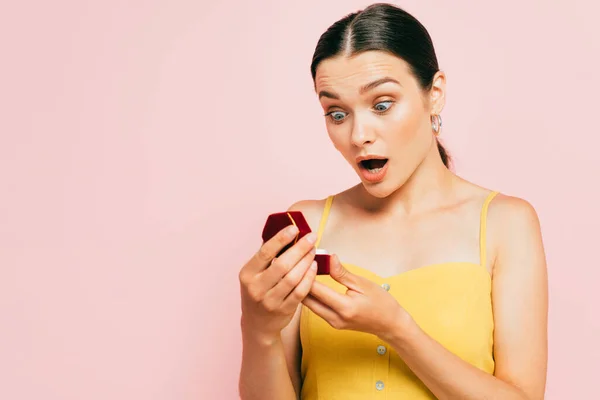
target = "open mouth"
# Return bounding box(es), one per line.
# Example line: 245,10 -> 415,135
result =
359,158 -> 388,173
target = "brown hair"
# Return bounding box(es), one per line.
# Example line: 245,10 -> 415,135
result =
310,3 -> 451,168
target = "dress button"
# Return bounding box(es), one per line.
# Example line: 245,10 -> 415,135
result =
381,283 -> 390,291
375,380 -> 385,391
376,345 -> 387,355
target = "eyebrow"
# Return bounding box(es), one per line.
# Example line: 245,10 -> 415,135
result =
318,77 -> 402,100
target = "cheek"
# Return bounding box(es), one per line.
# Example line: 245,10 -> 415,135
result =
388,102 -> 426,148
326,124 -> 349,152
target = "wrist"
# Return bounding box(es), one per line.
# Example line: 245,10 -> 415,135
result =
241,320 -> 282,348
243,330 -> 282,347
379,307 -> 420,345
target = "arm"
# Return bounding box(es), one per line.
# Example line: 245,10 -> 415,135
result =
281,305 -> 303,398
239,305 -> 302,400
381,196 -> 548,399
239,199 -> 325,400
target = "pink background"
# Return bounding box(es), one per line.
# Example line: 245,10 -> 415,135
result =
1,1 -> 598,399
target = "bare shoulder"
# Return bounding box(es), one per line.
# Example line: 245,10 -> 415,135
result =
488,192 -> 540,226
488,193 -> 542,239
486,192 -> 546,275
287,197 -> 329,232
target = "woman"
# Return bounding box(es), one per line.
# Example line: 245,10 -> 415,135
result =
238,3 -> 548,399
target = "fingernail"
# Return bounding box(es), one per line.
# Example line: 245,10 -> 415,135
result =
310,261 -> 318,271
306,232 -> 317,243
286,225 -> 299,237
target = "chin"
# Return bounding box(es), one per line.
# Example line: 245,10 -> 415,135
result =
360,179 -> 399,198
358,167 -> 412,199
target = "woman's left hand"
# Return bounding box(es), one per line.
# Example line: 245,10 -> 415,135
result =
302,254 -> 412,340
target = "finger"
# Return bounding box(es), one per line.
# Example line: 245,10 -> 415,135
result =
246,224 -> 300,274
259,232 -> 317,288
309,280 -> 349,314
328,254 -> 362,291
302,294 -> 342,327
263,250 -> 316,308
279,260 -> 319,311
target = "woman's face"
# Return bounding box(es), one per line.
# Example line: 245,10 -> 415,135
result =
314,50 -> 445,197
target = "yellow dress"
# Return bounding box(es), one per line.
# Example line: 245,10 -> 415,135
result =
299,191 -> 498,399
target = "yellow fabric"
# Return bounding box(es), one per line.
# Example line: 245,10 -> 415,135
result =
300,191 -> 499,399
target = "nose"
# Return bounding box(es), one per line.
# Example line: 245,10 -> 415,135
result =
350,115 -> 376,147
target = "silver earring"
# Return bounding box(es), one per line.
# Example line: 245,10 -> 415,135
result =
431,114 -> 442,135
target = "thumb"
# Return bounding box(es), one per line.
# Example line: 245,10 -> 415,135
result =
329,254 -> 360,289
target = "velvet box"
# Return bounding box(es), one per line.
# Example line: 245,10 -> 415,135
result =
261,211 -> 331,275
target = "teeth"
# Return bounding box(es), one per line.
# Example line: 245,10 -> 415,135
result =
367,168 -> 382,173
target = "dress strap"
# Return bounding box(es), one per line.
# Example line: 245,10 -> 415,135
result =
315,195 -> 334,248
480,191 -> 499,268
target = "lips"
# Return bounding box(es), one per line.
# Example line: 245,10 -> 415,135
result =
356,155 -> 389,183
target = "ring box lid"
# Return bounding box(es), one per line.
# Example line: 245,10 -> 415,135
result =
261,211 -> 312,246
261,211 -> 331,274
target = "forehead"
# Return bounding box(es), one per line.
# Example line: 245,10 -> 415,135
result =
314,50 -> 414,94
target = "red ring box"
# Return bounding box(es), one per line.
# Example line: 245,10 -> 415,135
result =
261,211 -> 331,275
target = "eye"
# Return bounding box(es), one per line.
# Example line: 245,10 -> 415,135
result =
373,100 -> 394,113
325,110 -> 348,123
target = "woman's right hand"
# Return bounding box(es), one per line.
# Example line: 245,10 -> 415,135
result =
239,224 -> 318,344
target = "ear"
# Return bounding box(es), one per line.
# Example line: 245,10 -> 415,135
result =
428,70 -> 446,115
